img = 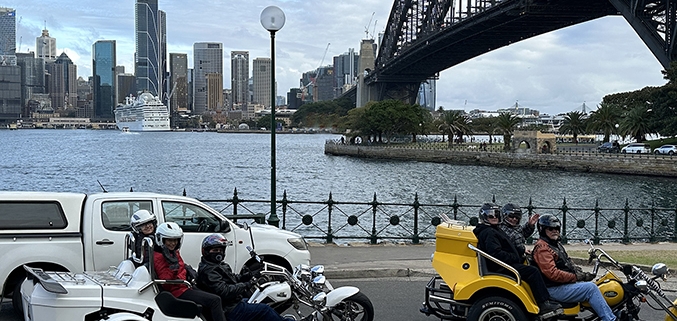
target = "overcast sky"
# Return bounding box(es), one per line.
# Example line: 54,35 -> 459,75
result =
6,0 -> 669,115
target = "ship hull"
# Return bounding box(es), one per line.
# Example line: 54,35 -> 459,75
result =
114,93 -> 170,132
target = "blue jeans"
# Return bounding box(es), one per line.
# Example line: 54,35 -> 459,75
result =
226,299 -> 295,321
547,282 -> 616,321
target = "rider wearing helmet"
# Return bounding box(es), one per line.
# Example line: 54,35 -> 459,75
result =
153,223 -> 226,321
473,203 -> 562,316
129,209 -> 157,266
499,203 -> 539,256
196,234 -> 303,321
532,214 -> 616,321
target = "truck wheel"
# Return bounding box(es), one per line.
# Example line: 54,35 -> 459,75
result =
467,296 -> 527,321
12,280 -> 23,315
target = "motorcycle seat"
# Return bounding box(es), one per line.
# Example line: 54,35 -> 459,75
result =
477,256 -> 517,282
155,291 -> 202,319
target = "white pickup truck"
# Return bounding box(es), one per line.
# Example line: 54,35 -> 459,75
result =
0,191 -> 311,314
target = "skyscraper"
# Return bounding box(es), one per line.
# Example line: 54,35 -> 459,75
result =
46,52 -> 77,110
17,52 -> 45,111
36,29 -> 57,61
93,40 -> 116,119
252,57 -> 271,107
230,51 -> 248,110
0,7 -> 16,58
333,49 -> 359,97
135,0 -> 160,96
193,42 -> 222,115
158,10 -> 167,104
169,53 -> 188,112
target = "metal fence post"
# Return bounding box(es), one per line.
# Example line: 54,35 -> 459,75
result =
526,198 -> 534,244
452,195 -> 459,220
327,192 -> 334,243
593,199 -> 600,245
623,198 -> 630,244
650,201 -> 656,243
281,190 -> 288,230
674,208 -> 677,243
413,193 -> 420,244
561,198 -> 568,244
232,188 -> 239,217
371,193 -> 378,244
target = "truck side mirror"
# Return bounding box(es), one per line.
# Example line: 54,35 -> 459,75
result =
219,220 -> 231,233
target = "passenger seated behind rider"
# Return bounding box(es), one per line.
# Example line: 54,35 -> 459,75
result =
129,209 -> 157,267
498,203 -> 539,256
196,234 -> 309,321
153,223 -> 226,321
532,214 -> 616,321
473,203 -> 562,315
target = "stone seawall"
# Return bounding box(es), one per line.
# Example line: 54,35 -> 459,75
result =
324,143 -> 677,177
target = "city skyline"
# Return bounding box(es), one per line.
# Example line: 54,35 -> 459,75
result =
4,1 -> 670,115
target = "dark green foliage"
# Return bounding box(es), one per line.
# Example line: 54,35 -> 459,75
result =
346,100 -> 433,143
290,98 -> 355,128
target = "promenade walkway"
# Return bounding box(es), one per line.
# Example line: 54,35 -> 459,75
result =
309,241 -> 677,291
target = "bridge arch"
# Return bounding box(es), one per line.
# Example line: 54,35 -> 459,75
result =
511,131 -> 556,154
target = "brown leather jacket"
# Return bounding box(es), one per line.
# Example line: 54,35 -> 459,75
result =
532,238 -> 577,286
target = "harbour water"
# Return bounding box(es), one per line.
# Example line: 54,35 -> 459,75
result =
1,129 -> 677,209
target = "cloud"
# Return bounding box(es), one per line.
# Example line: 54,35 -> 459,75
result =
6,1 -> 668,115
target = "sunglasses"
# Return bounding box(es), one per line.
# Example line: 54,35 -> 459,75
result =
546,226 -> 560,232
506,213 -> 521,219
484,209 -> 500,219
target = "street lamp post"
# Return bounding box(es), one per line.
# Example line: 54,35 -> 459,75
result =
260,6 -> 285,227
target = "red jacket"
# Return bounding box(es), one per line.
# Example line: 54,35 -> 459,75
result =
153,250 -> 188,297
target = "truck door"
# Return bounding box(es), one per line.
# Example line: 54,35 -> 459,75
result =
89,199 -> 153,270
160,201 -> 236,268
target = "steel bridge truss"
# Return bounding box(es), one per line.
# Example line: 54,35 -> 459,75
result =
368,0 -> 677,103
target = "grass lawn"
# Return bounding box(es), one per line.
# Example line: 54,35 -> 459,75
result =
568,250 -> 677,267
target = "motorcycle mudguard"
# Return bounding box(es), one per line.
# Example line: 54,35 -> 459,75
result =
665,297 -> 677,321
104,312 -> 148,321
325,286 -> 360,308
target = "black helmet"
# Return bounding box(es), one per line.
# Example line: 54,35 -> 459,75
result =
501,203 -> 523,226
479,203 -> 501,225
537,214 -> 561,237
201,233 -> 228,263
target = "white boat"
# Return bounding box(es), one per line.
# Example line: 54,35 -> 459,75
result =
114,92 -> 170,132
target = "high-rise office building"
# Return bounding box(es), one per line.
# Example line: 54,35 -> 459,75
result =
17,52 -> 45,111
206,73 -> 223,111
193,42 -> 222,115
36,29 -> 57,61
252,58 -> 271,107
158,10 -> 167,105
169,53 -> 188,112
117,73 -> 135,104
333,49 -> 359,97
93,40 -> 116,119
46,52 -> 77,110
314,66 -> 334,102
0,7 -> 16,58
135,0 -> 160,96
230,51 -> 248,110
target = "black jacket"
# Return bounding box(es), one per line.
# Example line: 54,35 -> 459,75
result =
473,223 -> 524,272
196,257 -> 251,313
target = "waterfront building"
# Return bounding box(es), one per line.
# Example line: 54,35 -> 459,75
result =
169,53 -> 188,112
314,66 -> 334,102
286,88 -> 302,110
418,78 -> 436,111
193,42 -> 223,115
16,52 -> 45,115
158,9 -> 167,106
231,51 -> 249,111
76,77 -> 93,118
206,72 -> 223,111
333,49 -> 359,97
135,0 -> 161,96
35,29 -> 57,61
92,40 -> 116,119
0,7 -> 16,59
116,73 -> 136,104
187,68 -> 193,112
252,57 -> 271,107
0,64 -> 21,120
46,52 -> 77,110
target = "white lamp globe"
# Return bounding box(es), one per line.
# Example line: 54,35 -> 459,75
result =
260,6 -> 285,31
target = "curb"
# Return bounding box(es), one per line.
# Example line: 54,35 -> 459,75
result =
324,268 -> 436,279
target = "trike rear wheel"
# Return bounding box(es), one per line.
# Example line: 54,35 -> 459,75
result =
467,296 -> 527,321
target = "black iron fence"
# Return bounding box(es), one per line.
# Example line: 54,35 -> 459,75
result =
195,189 -> 677,245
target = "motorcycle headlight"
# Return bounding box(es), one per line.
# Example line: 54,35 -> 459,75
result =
635,280 -> 649,293
288,237 -> 308,251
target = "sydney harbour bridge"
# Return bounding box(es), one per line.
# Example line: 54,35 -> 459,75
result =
345,0 -> 677,106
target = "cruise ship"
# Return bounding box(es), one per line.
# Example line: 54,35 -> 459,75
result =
115,93 -> 170,132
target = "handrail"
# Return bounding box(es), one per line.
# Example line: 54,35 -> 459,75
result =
467,244 -> 521,285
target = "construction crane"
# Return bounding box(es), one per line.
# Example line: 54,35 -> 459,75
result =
300,43 -> 330,101
364,12 -> 375,39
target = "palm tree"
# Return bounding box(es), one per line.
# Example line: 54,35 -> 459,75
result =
439,110 -> 471,147
495,113 -> 520,151
586,103 -> 620,143
559,111 -> 587,144
619,106 -> 652,142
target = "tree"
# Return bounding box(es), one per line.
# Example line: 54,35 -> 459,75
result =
586,102 -> 620,143
469,117 -> 497,144
256,114 -> 272,129
619,106 -> 652,142
495,113 -> 520,151
439,110 -> 471,147
558,111 -> 587,144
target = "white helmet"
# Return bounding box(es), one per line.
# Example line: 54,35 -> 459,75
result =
130,209 -> 157,233
155,222 -> 184,250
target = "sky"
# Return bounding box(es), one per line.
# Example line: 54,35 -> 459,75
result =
5,0 -> 670,115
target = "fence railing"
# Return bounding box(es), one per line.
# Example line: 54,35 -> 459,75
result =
194,189 -> 677,245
